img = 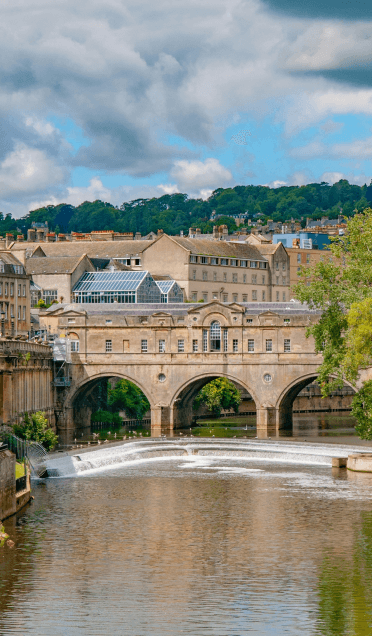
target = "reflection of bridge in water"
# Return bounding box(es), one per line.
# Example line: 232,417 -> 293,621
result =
48,300 -> 362,444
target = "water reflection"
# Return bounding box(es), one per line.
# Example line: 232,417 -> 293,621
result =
1,459 -> 372,635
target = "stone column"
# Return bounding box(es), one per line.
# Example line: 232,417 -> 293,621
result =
151,405 -> 173,437
2,372 -> 13,424
57,406 -> 74,447
256,405 -> 277,438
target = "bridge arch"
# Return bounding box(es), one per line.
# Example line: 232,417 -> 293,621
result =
275,373 -> 355,432
64,372 -> 153,438
170,372 -> 259,429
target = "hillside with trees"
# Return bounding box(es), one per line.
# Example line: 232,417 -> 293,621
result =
2,179 -> 372,237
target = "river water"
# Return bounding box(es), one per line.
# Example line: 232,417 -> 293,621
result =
1,447 -> 372,636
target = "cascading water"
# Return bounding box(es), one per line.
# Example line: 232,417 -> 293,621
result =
44,438 -> 366,478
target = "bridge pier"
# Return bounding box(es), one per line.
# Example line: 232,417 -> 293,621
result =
151,405 -> 174,437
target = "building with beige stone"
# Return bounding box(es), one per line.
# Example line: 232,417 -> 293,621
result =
0,252 -> 31,336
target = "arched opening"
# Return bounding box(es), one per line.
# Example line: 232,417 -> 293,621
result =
277,375 -> 356,438
171,374 -> 258,434
70,375 -> 151,440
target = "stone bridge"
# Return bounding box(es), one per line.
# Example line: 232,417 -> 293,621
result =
47,300 -> 351,442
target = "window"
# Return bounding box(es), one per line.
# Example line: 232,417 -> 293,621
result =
4,283 -> 8,296
192,270 -> 196,280
223,328 -> 228,352
71,341 -> 80,352
105,340 -> 112,352
282,292 -> 286,301
191,292 -> 197,301
210,321 -> 221,351
211,258 -> 218,265
232,293 -> 238,302
18,306 -> 21,319
266,339 -> 273,352
284,339 -> 291,352
232,273 -> 237,283
242,294 -> 248,302
276,291 -> 279,301
212,292 -> 218,299
10,284 -> 14,297
252,290 -> 257,300
233,339 -> 238,352
223,272 -> 227,282
178,339 -> 185,352
141,339 -> 148,352
223,294 -> 228,302
282,277 -> 286,285
22,306 -> 26,320
190,255 -> 197,263
213,271 -> 217,281
201,256 -> 208,264
284,318 -> 290,324
276,277 -> 279,285
203,329 -> 208,352
68,318 -> 75,324
160,294 -> 167,303
202,271 -> 208,281
159,339 -> 165,353
10,304 -> 14,318
297,254 -> 301,263
18,285 -> 21,297
262,275 -> 265,284
202,292 -> 208,302
23,285 -> 26,297
248,339 -> 254,352
275,262 -> 279,270
262,291 -> 265,301
0,283 -> 2,295
231,259 -> 237,267
259,262 -> 267,269
221,258 -> 228,266
133,258 -> 141,266
243,274 -> 247,283
193,339 -> 198,352
250,261 -> 257,268
247,318 -> 253,323
282,263 -> 286,270
240,260 -> 248,267
43,290 -> 58,304
252,274 -> 257,284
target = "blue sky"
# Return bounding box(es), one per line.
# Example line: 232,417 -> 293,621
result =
1,0 -> 372,217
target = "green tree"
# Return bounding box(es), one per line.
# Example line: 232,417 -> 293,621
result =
13,411 -> 58,451
193,378 -> 241,416
294,208 -> 372,439
107,379 -> 150,419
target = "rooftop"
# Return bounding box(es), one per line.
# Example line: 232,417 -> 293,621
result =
72,270 -> 151,292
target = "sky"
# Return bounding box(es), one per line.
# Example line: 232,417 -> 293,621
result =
1,0 -> 372,218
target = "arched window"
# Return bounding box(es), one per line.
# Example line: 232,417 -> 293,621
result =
210,321 -> 221,351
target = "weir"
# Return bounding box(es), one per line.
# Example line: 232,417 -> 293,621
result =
43,438 -> 367,477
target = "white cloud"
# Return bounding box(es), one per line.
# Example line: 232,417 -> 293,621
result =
290,136 -> 372,160
0,144 -> 67,197
170,158 -> 233,194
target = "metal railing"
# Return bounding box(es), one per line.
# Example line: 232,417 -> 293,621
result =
1,432 -> 48,477
91,418 -> 151,431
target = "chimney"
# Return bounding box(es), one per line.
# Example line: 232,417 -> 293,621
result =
16,234 -> 24,242
57,233 -> 66,241
189,227 -> 195,237
27,228 -> 36,242
36,228 -> 44,242
222,225 -> 228,239
195,228 -> 201,235
213,225 -> 219,239
46,233 -> 56,242
180,230 -> 184,237
157,229 -> 164,237
135,232 -> 141,240
6,233 -> 14,248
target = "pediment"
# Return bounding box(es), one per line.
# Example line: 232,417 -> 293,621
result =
228,303 -> 245,313
187,300 -> 224,314
152,312 -> 172,317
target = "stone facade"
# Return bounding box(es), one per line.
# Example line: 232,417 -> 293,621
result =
0,251 -> 31,336
45,300 -> 334,442
0,449 -> 16,520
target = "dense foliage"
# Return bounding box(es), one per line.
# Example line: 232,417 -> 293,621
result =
294,209 -> 372,439
2,179 -> 372,237
107,379 -> 150,420
13,411 -> 58,451
193,378 -> 241,416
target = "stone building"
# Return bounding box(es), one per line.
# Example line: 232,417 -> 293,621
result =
25,255 -> 95,305
0,252 -> 31,336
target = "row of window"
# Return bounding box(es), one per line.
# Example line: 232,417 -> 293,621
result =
0,283 -> 27,298
193,271 -> 269,284
102,338 -> 292,354
190,255 -> 268,269
191,291 -> 287,302
0,303 -> 27,320
0,264 -> 24,275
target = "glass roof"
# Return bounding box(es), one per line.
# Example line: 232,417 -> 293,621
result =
155,280 -> 175,293
73,271 -> 149,292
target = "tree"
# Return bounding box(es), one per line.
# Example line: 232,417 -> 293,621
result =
107,379 -> 150,419
13,412 -> 58,451
193,378 -> 241,416
294,208 -> 372,439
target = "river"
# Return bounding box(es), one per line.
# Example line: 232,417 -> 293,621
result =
1,438 -> 372,635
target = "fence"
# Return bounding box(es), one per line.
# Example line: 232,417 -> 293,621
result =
0,431 -> 48,477
91,418 -> 151,431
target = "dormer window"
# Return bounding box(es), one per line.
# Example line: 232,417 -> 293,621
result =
190,255 -> 197,263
